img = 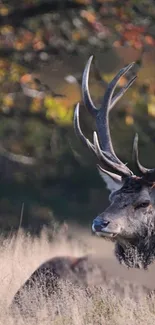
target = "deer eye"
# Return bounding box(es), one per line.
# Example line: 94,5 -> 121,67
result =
134,201 -> 150,210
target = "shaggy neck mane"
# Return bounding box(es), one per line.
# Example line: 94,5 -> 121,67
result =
115,232 -> 155,269
114,177 -> 155,269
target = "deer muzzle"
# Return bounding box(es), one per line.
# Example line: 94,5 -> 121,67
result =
92,217 -> 117,238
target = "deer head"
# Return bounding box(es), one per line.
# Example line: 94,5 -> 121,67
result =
74,56 -> 155,269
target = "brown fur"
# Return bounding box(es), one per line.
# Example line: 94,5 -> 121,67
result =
11,255 -> 152,315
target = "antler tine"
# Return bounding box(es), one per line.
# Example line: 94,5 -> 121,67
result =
74,103 -> 96,153
133,133 -> 151,174
110,75 -> 137,111
133,133 -> 155,183
82,56 -> 137,116
82,57 -> 136,168
97,164 -> 122,184
82,56 -> 98,117
74,103 -> 128,176
97,62 -> 135,162
93,131 -> 132,177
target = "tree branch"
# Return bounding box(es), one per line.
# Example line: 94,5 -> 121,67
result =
0,144 -> 36,166
0,1 -> 86,27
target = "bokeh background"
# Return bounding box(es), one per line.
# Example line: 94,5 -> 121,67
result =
0,0 -> 155,234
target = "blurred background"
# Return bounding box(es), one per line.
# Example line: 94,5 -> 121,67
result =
0,0 -> 155,235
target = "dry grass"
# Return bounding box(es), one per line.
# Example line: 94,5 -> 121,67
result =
0,226 -> 155,325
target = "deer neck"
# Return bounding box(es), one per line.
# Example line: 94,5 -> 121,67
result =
115,233 -> 155,269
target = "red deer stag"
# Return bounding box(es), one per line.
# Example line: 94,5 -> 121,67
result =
11,56 -> 155,313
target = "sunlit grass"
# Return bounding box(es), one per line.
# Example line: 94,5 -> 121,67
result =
0,227 -> 155,324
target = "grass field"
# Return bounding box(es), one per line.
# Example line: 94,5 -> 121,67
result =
1,226 -> 155,325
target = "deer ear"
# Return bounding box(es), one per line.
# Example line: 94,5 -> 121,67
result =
97,165 -> 123,193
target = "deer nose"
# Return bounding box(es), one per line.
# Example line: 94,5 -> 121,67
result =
92,218 -> 110,232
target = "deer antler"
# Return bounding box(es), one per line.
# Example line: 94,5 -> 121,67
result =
132,133 -> 155,179
74,56 -> 137,178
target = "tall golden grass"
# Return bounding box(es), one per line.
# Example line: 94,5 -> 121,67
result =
1,226 -> 155,325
